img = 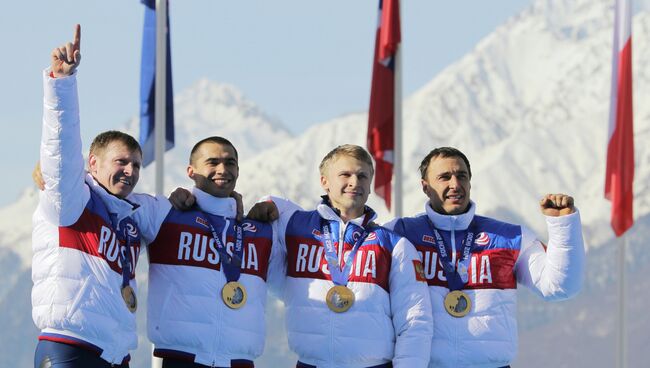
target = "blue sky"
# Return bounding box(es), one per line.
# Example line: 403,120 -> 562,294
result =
0,0 -> 534,206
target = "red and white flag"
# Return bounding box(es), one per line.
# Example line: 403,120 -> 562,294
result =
367,0 -> 401,210
605,0 -> 634,237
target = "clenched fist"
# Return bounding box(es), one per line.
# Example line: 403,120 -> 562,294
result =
539,193 -> 575,217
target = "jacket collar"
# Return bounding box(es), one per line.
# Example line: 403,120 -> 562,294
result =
424,200 -> 476,231
316,195 -> 377,228
192,187 -> 237,218
85,174 -> 139,225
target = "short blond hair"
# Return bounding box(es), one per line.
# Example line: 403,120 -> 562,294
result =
319,144 -> 375,175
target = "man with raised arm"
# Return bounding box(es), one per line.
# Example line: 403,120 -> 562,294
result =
383,147 -> 585,368
33,25 -> 170,367
32,25 -> 279,368
249,144 -> 433,368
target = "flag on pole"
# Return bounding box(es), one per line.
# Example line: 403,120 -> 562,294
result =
140,0 -> 174,167
605,0 -> 634,237
367,0 -> 400,210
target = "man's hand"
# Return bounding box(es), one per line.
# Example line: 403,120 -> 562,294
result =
33,161 -> 45,191
169,187 -> 195,210
539,193 -> 575,217
51,24 -> 81,77
247,201 -> 279,223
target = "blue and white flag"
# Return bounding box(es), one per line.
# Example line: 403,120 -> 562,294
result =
140,0 -> 175,167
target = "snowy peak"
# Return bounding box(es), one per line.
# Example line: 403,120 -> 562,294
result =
400,0 -> 650,238
125,78 -> 293,194
0,188 -> 38,264
175,78 -> 286,132
170,77 -> 292,159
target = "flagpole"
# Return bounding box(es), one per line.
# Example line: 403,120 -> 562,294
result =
393,0 -> 403,219
154,0 -> 167,197
607,1 -> 633,367
152,3 -> 167,368
617,234 -> 627,368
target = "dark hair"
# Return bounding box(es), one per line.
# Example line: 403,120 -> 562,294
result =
89,130 -> 142,157
189,136 -> 239,165
319,144 -> 375,175
419,147 -> 472,179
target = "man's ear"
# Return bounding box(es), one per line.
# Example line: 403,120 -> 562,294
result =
187,165 -> 194,179
421,179 -> 430,196
88,154 -> 97,174
320,175 -> 329,193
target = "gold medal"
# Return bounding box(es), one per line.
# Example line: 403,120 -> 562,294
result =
326,285 -> 355,313
121,285 -> 137,313
444,290 -> 471,317
222,281 -> 247,309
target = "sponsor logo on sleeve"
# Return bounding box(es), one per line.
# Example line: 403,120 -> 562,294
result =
195,217 -> 209,228
422,235 -> 436,245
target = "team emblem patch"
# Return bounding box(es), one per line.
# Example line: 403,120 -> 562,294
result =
126,223 -> 138,237
413,260 -> 426,282
242,222 -> 257,233
365,232 -> 377,241
475,232 -> 490,246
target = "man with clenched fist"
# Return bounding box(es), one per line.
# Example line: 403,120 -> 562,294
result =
384,146 -> 585,368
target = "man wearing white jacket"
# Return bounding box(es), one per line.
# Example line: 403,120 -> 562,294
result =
32,25 -> 170,367
383,146 -> 585,368
249,144 -> 433,368
145,136 -> 281,368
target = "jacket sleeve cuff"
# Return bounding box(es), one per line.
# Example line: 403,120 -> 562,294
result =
393,357 -> 430,368
43,67 -> 78,110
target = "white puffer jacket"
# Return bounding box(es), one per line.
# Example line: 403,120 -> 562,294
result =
384,201 -> 585,368
147,188 -> 282,366
32,69 -> 169,364
268,196 -> 433,368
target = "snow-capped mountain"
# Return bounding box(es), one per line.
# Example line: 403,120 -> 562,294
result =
236,0 -> 650,247
1,0 -> 649,366
126,78 -> 293,195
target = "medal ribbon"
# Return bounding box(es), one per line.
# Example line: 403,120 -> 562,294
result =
428,220 -> 475,291
109,215 -> 135,289
321,219 -> 371,286
207,217 -> 244,283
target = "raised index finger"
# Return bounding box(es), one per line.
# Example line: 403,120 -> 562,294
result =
73,24 -> 81,51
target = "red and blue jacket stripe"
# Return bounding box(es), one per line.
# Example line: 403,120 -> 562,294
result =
391,215 -> 522,290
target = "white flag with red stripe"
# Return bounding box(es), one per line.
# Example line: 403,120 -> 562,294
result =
605,0 -> 634,237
